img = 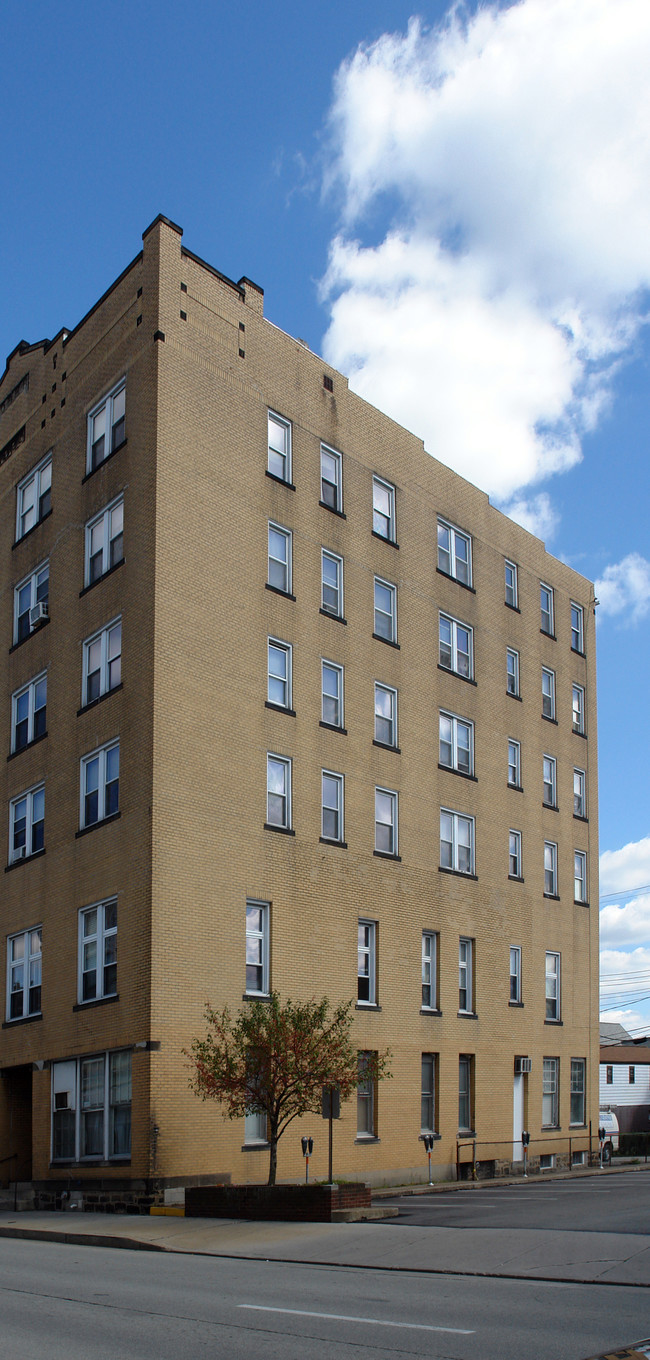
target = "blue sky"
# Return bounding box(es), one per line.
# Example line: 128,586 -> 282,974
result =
2,0 -> 650,1031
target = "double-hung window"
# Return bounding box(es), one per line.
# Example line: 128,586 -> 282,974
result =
357,1052 -> 376,1136
14,561 -> 49,642
245,900 -> 269,996
571,602 -> 584,653
321,550 -> 343,617
374,577 -> 397,643
510,946 -> 522,1003
7,926 -> 41,1020
438,519 -> 471,585
372,477 -> 395,541
12,673 -> 46,752
266,753 -> 291,830
10,784 -> 44,862
570,1058 -> 586,1125
85,498 -> 124,587
544,841 -> 558,895
542,1056 -> 559,1127
506,647 -> 520,696
320,444 -> 342,511
421,1054 -> 436,1133
422,932 -> 438,1010
267,411 -> 291,483
87,381 -> 126,472
459,938 -> 474,1013
374,683 -> 397,747
268,523 -> 292,594
375,787 -> 398,856
79,900 -> 117,1003
357,920 -> 377,1004
267,639 -> 292,710
440,810 -> 474,875
574,768 -> 586,818
574,850 -> 587,903
572,684 -> 585,734
52,1050 -> 131,1162
543,755 -> 557,808
540,583 -> 554,635
505,559 -> 518,607
508,739 -> 521,788
509,830 -> 522,879
322,660 -> 343,727
16,454 -> 52,540
542,667 -> 555,720
459,1055 -> 473,1132
439,711 -> 473,775
322,771 -> 344,843
83,619 -> 121,707
545,952 -> 560,1021
81,741 -> 119,828
439,614 -> 472,678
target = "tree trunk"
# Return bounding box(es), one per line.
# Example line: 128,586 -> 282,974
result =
267,1132 -> 278,1186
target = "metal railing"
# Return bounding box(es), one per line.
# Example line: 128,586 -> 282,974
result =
456,1128 -> 594,1179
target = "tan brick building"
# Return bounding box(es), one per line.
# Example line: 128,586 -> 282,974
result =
0,215 -> 599,1208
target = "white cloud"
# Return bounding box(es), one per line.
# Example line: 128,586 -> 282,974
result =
499,493 -> 558,542
599,1007 -> 649,1035
600,896 -> 650,947
322,0 -> 650,505
595,553 -> 650,623
600,836 -> 650,896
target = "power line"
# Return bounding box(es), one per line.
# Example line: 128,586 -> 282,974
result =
599,883 -> 650,903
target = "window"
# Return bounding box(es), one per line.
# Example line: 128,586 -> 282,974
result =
80,741 -> 119,828
438,520 -> 472,585
439,711 -> 473,775
14,561 -> 49,642
12,673 -> 46,752
79,900 -> 117,1003
322,661 -> 343,727
629,1066 -> 636,1084
268,523 -> 292,594
570,1058 -> 586,1125
542,667 -> 556,719
85,497 -> 124,586
267,411 -> 291,483
87,381 -> 126,472
509,830 -> 522,879
357,1051 -> 376,1136
357,920 -> 377,1004
321,550 -> 343,617
372,477 -> 395,541
16,454 -> 52,540
374,577 -> 397,643
543,755 -> 557,808
83,619 -> 121,707
52,1051 -> 131,1161
574,768 -> 586,818
439,614 -> 473,678
459,1055 -> 473,1132
508,740 -> 521,788
545,952 -> 560,1021
606,1065 -> 613,1084
440,810 -> 474,875
459,938 -> 474,1013
267,639 -> 292,710
10,784 -> 44,862
7,927 -> 41,1020
574,850 -> 587,903
542,1056 -> 559,1127
375,787 -> 398,856
422,932 -> 438,1010
244,1109 -> 268,1144
505,559 -> 518,608
421,1054 -> 436,1133
544,841 -> 558,895
320,444 -> 342,511
322,771 -> 344,843
540,583 -> 554,635
571,602 -> 584,653
374,683 -> 397,747
572,684 -> 585,734
506,647 -> 520,696
245,900 -> 269,995
266,754 -> 291,829
510,946 -> 522,1003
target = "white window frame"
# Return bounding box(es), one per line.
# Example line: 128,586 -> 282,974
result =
9,783 -> 44,862
506,647 -> 520,696
508,739 -> 521,788
267,410 -> 291,483
80,740 -> 120,829
322,770 -> 344,843
542,1056 -> 559,1127
12,671 -> 47,752
87,379 -> 126,473
544,840 -> 558,895
321,549 -> 344,617
439,613 -> 473,679
570,1058 -> 586,1126
510,946 -> 522,1004
421,1053 -> 436,1134
437,518 -> 472,586
540,582 -> 554,635
439,710 -> 473,776
542,667 -> 556,720
83,618 -> 122,708
78,899 -> 117,1004
374,682 -> 397,748
245,899 -> 269,997
573,768 -> 586,818
16,453 -> 52,541
85,496 -> 124,587
268,522 -> 292,595
375,787 -> 398,856
459,1054 -> 473,1132
440,809 -> 475,875
320,443 -> 342,512
571,602 -> 584,653
459,938 -> 474,1014
509,829 -> 522,879
51,1050 -> 131,1162
422,932 -> 438,1011
372,476 -> 396,542
321,660 -> 343,728
545,952 -> 561,1021
266,753 -> 291,830
574,850 -> 588,903
267,638 -> 292,710
244,1108 -> 268,1144
7,926 -> 42,1021
572,684 -> 585,734
505,559 -> 518,608
14,560 -> 49,643
357,919 -> 377,1005
374,576 -> 397,643
357,1051 -> 376,1137
543,755 -> 557,808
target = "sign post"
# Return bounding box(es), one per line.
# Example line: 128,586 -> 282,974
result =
322,1086 -> 340,1183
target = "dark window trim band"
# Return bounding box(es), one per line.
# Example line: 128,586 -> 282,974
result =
371,530 -> 399,549
319,501 -> 346,520
373,849 -> 401,862
9,616 -> 50,654
373,633 -> 400,649
264,822 -> 295,836
438,866 -> 478,881
78,684 -> 123,717
79,556 -> 125,598
5,847 -> 46,872
75,811 -> 121,839
265,583 -> 295,602
81,438 -> 127,485
437,763 -> 477,783
319,720 -> 347,735
7,730 -> 48,761
437,664 -> 476,686
373,740 -> 401,754
12,507 -> 53,550
319,837 -> 348,849
319,608 -> 347,625
265,701 -> 296,717
265,469 -> 295,491
436,567 -> 476,594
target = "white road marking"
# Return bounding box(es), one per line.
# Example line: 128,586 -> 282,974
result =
238,1305 -> 474,1335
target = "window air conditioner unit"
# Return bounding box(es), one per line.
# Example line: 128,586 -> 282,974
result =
54,1091 -> 70,1111
12,845 -> 26,861
29,601 -> 48,628
514,1056 -> 532,1075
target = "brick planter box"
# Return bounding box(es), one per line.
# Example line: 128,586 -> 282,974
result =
185,1182 -> 371,1222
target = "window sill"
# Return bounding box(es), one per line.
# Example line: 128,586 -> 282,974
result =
265,469 -> 295,491
574,899 -> 590,908
319,720 -> 347,734
569,1123 -> 587,1130
264,822 -> 295,836
78,683 -> 123,717
13,507 -> 53,550
438,866 -> 478,881
373,849 -> 401,862
508,1001 -> 524,1008
437,664 -> 476,686
373,632 -> 399,649
354,1136 -> 381,1144
79,557 -> 125,598
542,714 -> 558,726
571,647 -> 586,659
356,1002 -> 381,1011
82,438 -> 127,484
9,616 -> 50,653
2,1011 -> 42,1028
508,874 -> 524,883
438,763 -> 477,782
265,583 -> 295,602
319,837 -> 348,849
372,530 -> 398,549
419,1131 -> 441,1141
573,813 -> 589,823
573,728 -> 587,739
457,1130 -> 476,1139
241,1141 -> 270,1151
8,730 -> 48,761
51,1158 -> 132,1168
436,567 -> 475,594
319,500 -> 346,519
542,802 -> 559,812
544,1018 -> 563,1026
5,847 -> 46,872
505,602 -> 521,613
373,739 -> 400,754
541,1127 -> 561,1133
320,608 -> 347,625
508,782 -> 524,793
265,700 -> 296,717
420,1008 -> 442,1017
73,994 -> 119,1011
242,993 -> 271,1003
75,811 -> 121,839
458,1010 -> 478,1019
506,690 -> 522,701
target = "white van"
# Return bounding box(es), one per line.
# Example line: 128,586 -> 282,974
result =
598,1109 -> 620,1162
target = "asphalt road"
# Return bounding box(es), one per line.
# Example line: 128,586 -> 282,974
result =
0,1237 -> 648,1360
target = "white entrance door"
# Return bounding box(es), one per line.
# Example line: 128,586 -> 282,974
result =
513,1073 -> 524,1161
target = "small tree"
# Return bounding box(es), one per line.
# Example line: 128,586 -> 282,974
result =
186,993 -> 390,1186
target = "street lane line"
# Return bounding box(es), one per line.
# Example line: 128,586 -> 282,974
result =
238,1305 -> 474,1334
